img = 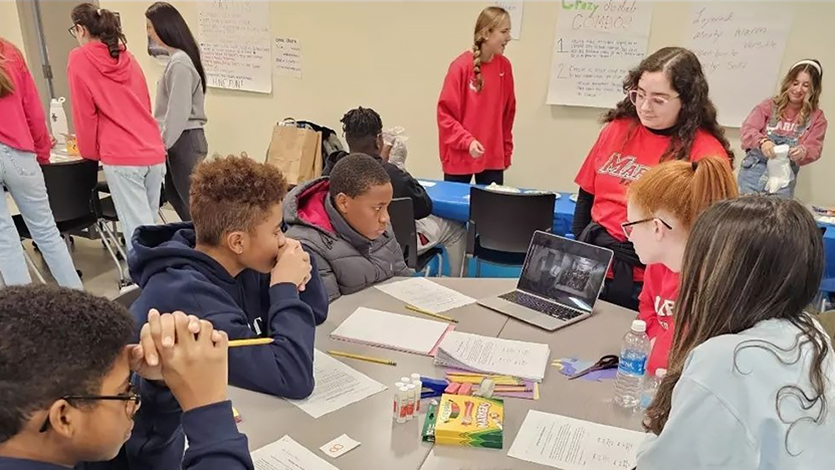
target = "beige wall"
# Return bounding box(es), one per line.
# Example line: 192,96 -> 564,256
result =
0,1 -> 25,49
13,1 -> 835,205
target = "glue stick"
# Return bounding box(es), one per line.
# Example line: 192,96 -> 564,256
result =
396,386 -> 409,424
400,376 -> 411,386
410,373 -> 423,413
393,382 -> 405,421
406,384 -> 417,420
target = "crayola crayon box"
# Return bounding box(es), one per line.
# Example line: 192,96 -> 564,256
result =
433,394 -> 504,449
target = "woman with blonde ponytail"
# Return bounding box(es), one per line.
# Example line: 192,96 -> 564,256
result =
437,6 -> 515,185
623,157 -> 738,375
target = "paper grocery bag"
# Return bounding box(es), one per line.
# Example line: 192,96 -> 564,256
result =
266,120 -> 323,185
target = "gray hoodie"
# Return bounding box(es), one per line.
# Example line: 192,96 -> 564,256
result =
154,49 -> 206,149
284,177 -> 411,302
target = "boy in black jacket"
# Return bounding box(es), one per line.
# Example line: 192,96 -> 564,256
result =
0,285 -> 251,470
325,107 -> 466,276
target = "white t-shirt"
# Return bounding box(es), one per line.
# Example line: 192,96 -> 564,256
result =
637,318 -> 835,470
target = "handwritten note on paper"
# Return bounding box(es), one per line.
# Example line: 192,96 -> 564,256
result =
508,410 -> 646,470
253,435 -> 339,470
375,278 -> 475,314
274,37 -> 302,78
686,3 -> 792,127
286,350 -> 386,419
434,332 -> 551,382
547,0 -> 653,108
197,0 -> 271,93
496,0 -> 524,40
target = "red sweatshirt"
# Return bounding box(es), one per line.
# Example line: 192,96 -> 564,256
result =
437,51 -> 516,175
575,118 -> 728,281
67,42 -> 164,166
637,263 -> 679,374
0,39 -> 52,164
741,98 -> 827,166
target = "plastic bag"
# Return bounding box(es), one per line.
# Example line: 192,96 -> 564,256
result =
382,126 -> 409,169
765,144 -> 793,194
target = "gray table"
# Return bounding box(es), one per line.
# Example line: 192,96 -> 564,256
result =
229,278 -> 643,470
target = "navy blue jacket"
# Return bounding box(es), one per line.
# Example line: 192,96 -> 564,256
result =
128,223 -> 328,399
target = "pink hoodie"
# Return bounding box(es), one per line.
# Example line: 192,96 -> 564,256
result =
67,42 -> 165,166
741,98 -> 828,166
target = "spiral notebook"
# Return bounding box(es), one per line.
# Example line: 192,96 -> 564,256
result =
329,307 -> 455,356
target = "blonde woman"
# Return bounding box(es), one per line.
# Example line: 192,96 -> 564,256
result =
738,59 -> 827,198
437,6 -> 516,185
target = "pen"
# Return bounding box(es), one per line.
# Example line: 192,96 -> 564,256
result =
228,338 -> 274,348
327,350 -> 397,366
404,304 -> 459,323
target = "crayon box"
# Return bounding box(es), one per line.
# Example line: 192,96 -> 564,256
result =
433,394 -> 504,449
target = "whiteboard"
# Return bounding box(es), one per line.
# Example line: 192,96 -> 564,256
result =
687,3 -> 793,128
547,1 -> 653,108
197,0 -> 272,94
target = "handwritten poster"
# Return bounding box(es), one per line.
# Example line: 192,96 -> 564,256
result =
496,0 -> 524,40
274,37 -> 302,78
687,3 -> 793,127
547,0 -> 653,108
198,0 -> 271,93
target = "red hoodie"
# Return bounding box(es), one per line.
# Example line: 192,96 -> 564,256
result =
0,39 -> 52,164
437,51 -> 516,175
637,263 -> 679,374
67,42 -> 164,166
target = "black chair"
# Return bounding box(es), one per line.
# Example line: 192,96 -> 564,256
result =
466,187 -> 556,277
13,159 -> 100,279
388,197 -> 444,276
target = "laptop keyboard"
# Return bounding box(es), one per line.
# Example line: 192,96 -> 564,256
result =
499,291 -> 586,321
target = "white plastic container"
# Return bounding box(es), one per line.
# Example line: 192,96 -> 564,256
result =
49,97 -> 68,144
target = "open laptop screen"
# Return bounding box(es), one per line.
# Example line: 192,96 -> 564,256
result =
516,232 -> 612,313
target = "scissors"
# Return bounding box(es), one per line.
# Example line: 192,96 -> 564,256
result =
567,355 -> 619,380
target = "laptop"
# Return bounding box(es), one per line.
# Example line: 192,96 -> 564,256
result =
477,231 -> 614,331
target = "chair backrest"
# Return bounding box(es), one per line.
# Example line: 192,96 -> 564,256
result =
469,187 -> 555,253
112,284 -> 141,309
41,159 -> 99,223
388,197 -> 418,269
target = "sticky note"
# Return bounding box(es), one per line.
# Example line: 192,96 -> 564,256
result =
320,434 -> 360,459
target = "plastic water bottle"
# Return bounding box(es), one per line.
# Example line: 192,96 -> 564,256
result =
613,320 -> 651,409
639,368 -> 666,410
49,97 -> 68,144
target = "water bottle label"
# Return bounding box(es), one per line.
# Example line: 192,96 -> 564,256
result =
618,355 -> 647,376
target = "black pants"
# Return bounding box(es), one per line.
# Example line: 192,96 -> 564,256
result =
165,129 -> 207,221
444,170 -> 504,185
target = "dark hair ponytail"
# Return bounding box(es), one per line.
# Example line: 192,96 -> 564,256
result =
145,2 -> 207,92
71,3 -> 126,59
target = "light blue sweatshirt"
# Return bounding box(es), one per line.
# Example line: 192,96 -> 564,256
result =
637,317 -> 835,470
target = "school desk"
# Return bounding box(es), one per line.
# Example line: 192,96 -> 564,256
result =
228,278 -> 641,470
419,179 -> 577,236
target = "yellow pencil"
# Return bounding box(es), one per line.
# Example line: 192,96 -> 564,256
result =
327,350 -> 397,366
404,304 -> 459,323
229,338 -> 274,348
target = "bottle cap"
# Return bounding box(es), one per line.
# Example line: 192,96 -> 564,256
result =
400,377 -> 411,384
395,382 -> 404,389
631,319 -> 647,333
411,373 -> 421,381
406,383 -> 416,390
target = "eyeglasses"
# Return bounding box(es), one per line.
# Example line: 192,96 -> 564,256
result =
621,217 -> 673,238
628,89 -> 680,109
68,24 -> 78,38
39,384 -> 142,432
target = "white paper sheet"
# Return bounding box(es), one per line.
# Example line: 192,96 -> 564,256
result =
330,308 -> 452,356
547,1 -> 654,108
253,435 -> 339,470
508,410 -> 646,470
319,434 -> 360,459
686,3 -> 793,127
198,0 -> 272,93
376,278 -> 475,314
274,36 -> 302,78
434,331 -> 550,382
285,350 -> 386,419
418,180 -> 436,187
496,0 -> 524,40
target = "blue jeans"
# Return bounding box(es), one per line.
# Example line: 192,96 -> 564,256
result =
738,149 -> 799,199
103,163 -> 166,255
0,143 -> 83,288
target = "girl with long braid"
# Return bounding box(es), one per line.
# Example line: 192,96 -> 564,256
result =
437,6 -> 516,185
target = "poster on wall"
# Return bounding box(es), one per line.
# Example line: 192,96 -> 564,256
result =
197,0 -> 272,93
274,37 -> 302,79
547,0 -> 654,108
687,3 -> 793,127
496,0 -> 524,40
